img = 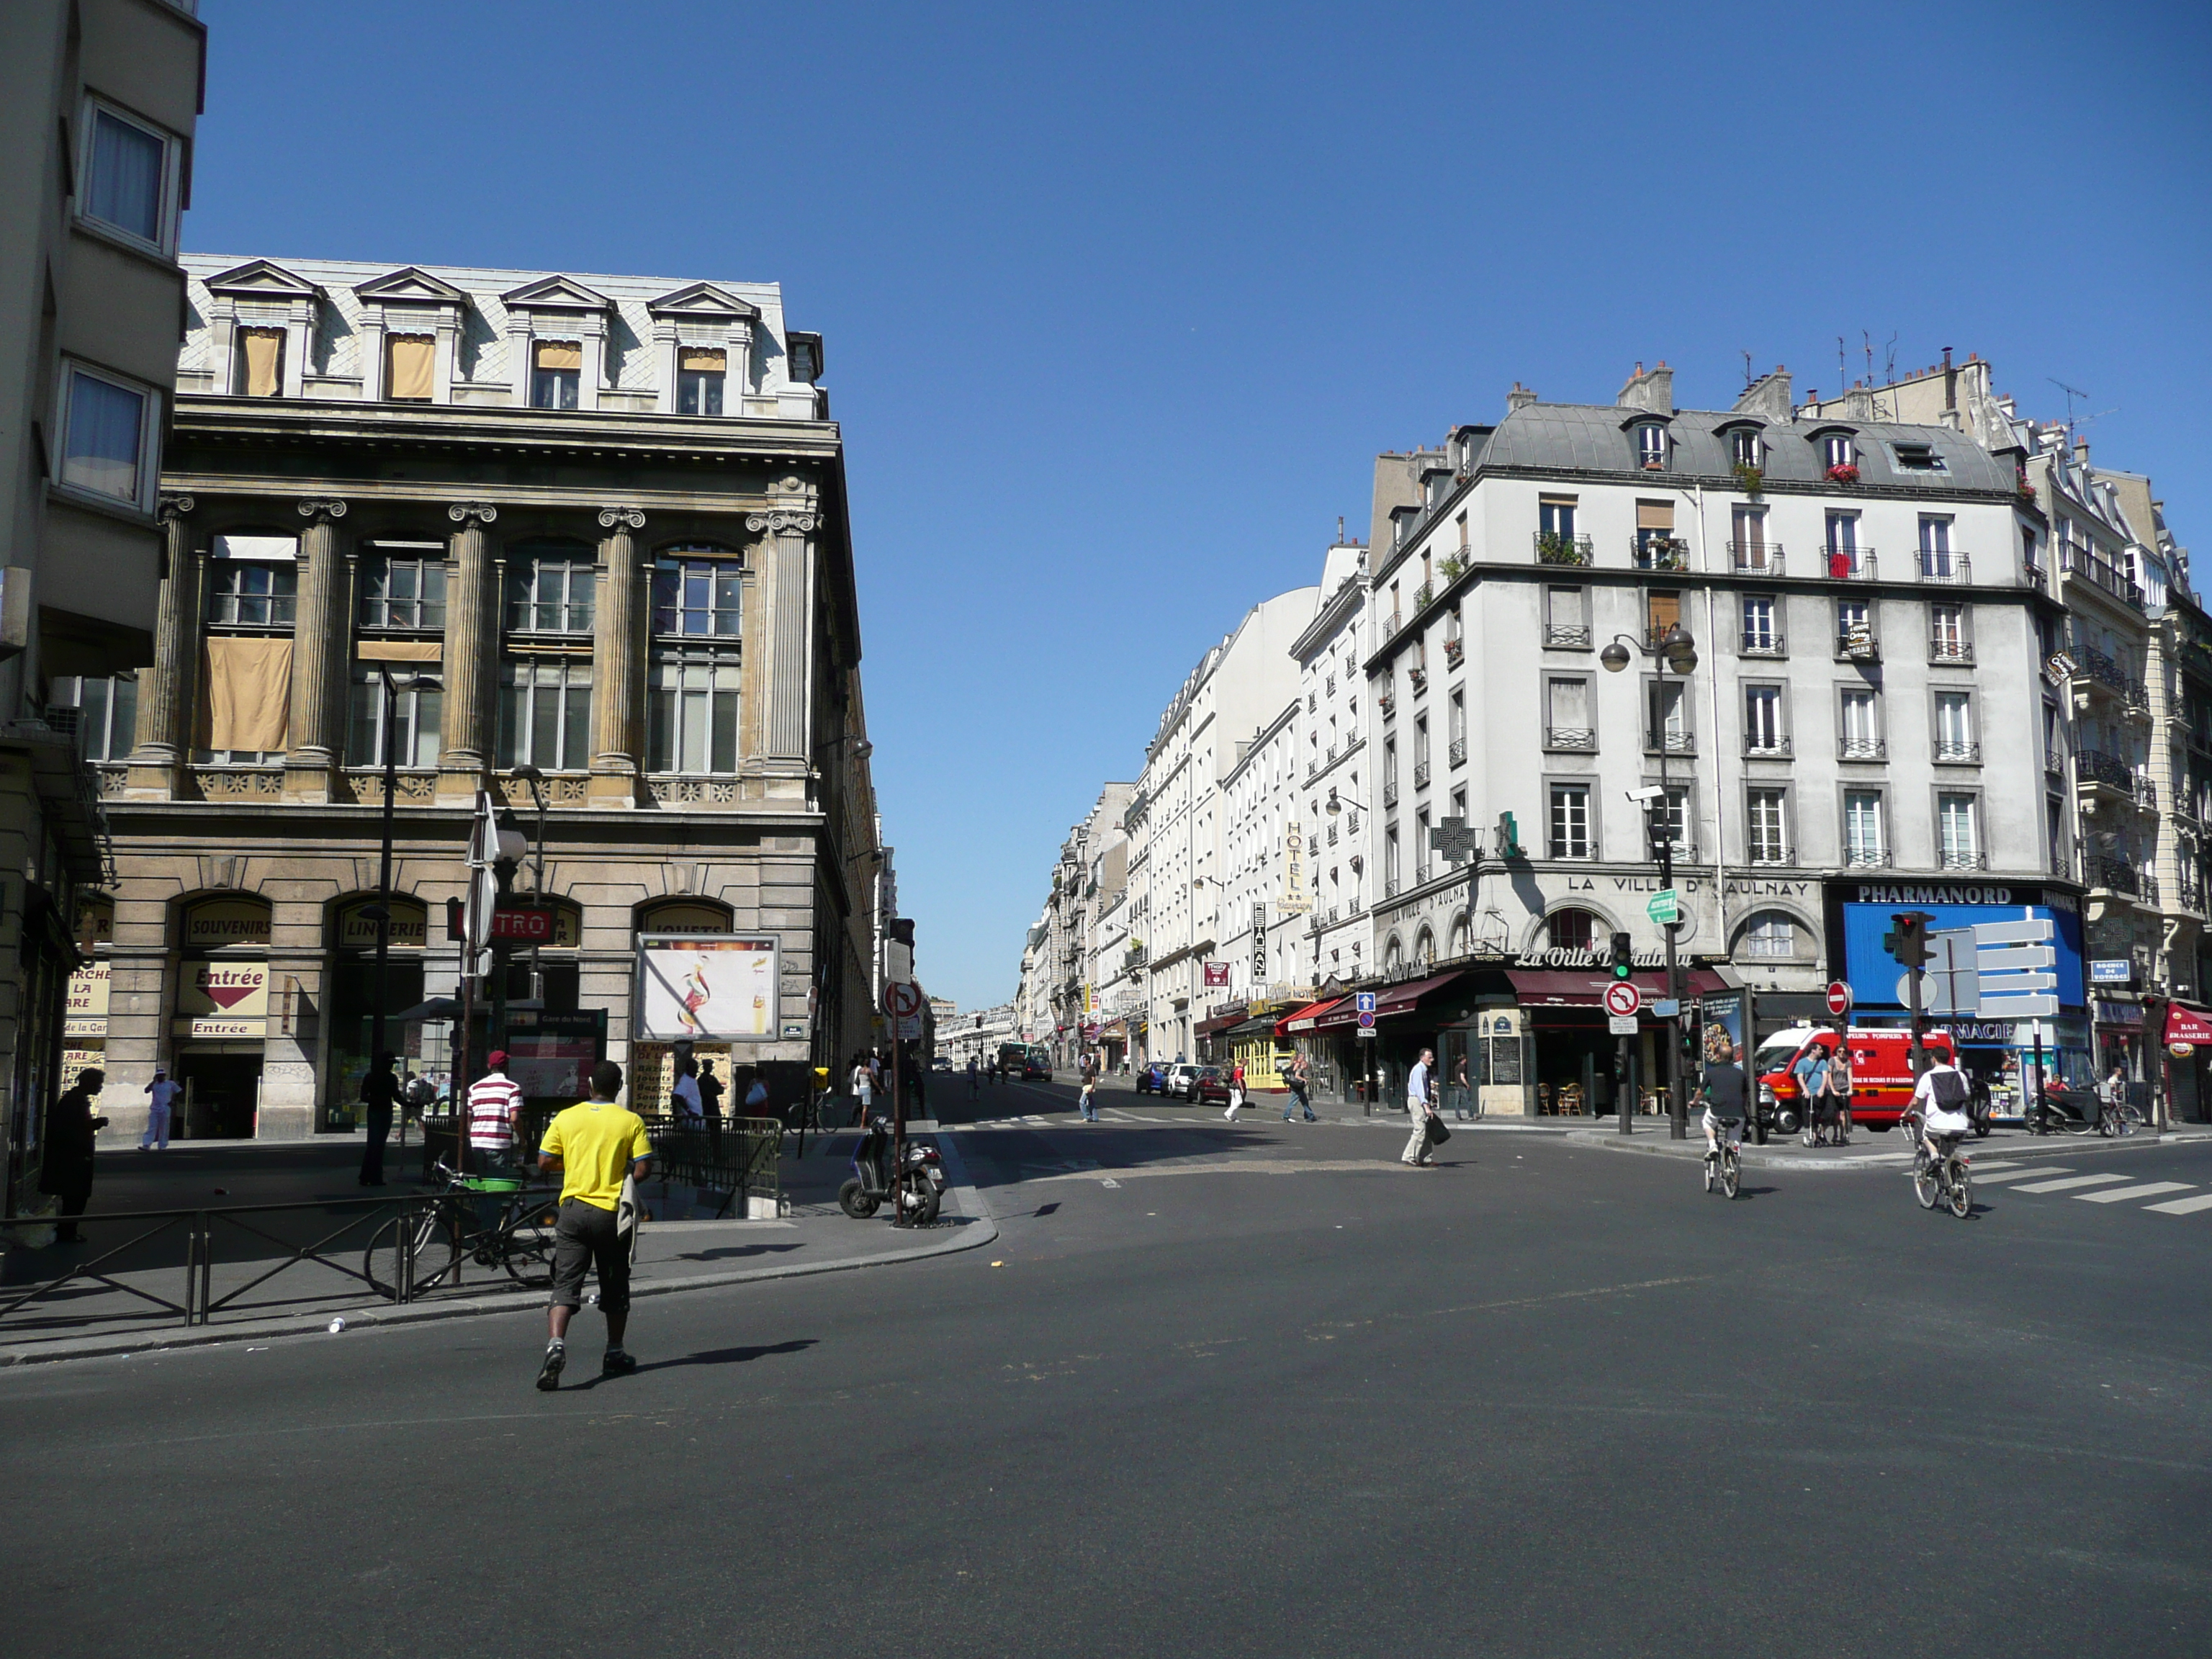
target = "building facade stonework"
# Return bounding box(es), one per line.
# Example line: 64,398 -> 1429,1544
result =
71,256 -> 877,1143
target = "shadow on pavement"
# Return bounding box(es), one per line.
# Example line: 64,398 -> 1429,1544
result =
670,1242 -> 806,1263
570,1339 -> 819,1387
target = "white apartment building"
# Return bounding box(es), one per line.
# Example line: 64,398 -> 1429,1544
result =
1357,361 -> 2079,1115
1125,588 -> 1315,1064
1288,538 -> 1374,991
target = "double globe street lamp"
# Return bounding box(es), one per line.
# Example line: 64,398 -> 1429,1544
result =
1600,623 -> 1697,1139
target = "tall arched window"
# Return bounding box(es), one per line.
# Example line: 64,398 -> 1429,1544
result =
1449,913 -> 1470,958
648,545 -> 743,774
1383,934 -> 1404,972
1740,910 -> 1799,960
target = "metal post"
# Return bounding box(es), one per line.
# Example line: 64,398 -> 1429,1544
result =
1616,1033 -> 1634,1135
1906,956 -> 1928,1080
890,1023 -> 905,1227
371,665 -> 399,1094
1660,824 -> 1685,1140
2031,1024 -> 2048,1133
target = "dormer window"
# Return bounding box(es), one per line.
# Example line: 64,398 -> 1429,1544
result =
385,335 -> 435,402
678,348 -> 726,415
1730,429 -> 1761,467
531,341 -> 582,410
1892,441 -> 1946,473
1636,425 -> 1668,469
1824,435 -> 1856,471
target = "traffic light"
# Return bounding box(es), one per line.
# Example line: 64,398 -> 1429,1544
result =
1609,930 -> 1634,980
1496,812 -> 1521,859
889,917 -> 916,946
1883,911 -> 1933,968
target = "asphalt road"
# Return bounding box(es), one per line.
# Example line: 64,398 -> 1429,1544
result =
3,1079 -> 2207,1657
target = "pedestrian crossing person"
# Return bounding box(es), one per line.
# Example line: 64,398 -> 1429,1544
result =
140,1069 -> 180,1150
1223,1059 -> 1247,1123
1402,1048 -> 1439,1166
1079,1048 -> 1101,1121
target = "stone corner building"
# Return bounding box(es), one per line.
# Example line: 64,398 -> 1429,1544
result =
75,255 -> 878,1141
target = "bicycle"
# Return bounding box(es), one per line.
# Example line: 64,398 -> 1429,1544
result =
363,1159 -> 559,1298
1702,1115 -> 1743,1200
1912,1132 -> 1973,1219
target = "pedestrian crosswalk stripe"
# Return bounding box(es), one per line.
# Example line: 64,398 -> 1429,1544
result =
1969,1166 -> 2074,1183
2144,1193 -> 2212,1215
2010,1173 -> 2134,1194
2076,1182 -> 2195,1204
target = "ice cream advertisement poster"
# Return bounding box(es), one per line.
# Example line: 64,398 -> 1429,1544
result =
637,936 -> 780,1040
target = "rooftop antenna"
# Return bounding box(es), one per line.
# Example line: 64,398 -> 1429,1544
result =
1837,336 -> 1849,390
1741,349 -> 1753,390
1882,331 -> 1898,386
2049,377 -> 2090,426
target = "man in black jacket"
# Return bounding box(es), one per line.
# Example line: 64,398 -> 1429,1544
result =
41,1069 -> 107,1244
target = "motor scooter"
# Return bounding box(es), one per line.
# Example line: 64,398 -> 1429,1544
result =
838,1116 -> 944,1225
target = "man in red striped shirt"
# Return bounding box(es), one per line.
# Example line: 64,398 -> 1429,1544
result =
467,1050 -> 525,1173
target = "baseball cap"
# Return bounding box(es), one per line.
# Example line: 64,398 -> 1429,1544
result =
487,1049 -> 509,1067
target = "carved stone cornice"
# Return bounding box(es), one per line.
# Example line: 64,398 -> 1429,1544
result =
297,497 -> 348,523
745,511 -> 817,535
446,501 -> 498,525
157,493 -> 195,522
596,506 -> 646,530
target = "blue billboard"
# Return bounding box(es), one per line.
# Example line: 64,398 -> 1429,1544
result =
1833,891 -> 2084,1015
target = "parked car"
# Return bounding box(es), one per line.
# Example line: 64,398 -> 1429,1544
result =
1164,1063 -> 1203,1100
930,1056 -> 953,1072
1190,1066 -> 1233,1106
1753,1025 -> 1959,1135
1134,1063 -> 1168,1095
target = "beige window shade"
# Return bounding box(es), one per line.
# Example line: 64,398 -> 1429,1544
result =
1647,592 -> 1682,634
197,637 -> 294,752
387,336 -> 435,400
679,347 -> 726,372
240,328 -> 285,397
1539,493 -> 1578,505
1635,500 -> 1674,530
534,341 -> 583,370
355,640 -> 442,662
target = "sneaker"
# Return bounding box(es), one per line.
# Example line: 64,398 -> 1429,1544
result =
536,1342 -> 566,1391
601,1348 -> 639,1377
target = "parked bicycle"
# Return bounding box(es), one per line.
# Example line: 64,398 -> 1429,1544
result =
1912,1132 -> 1973,1219
363,1160 -> 559,1298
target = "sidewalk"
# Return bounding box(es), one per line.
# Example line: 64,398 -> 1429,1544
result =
0,1130 -> 994,1368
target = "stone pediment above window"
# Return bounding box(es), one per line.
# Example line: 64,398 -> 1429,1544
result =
352,266 -> 470,305
500,274 -> 616,313
647,282 -> 760,323
204,258 -> 321,301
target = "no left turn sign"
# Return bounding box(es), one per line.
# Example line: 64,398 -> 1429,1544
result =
1602,981 -> 1640,1019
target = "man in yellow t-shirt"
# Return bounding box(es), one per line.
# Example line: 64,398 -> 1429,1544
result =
534,1060 -> 654,1390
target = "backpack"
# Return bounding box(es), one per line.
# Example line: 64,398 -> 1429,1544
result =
1928,1066 -> 1969,1107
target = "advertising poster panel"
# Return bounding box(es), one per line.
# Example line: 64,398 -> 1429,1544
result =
637,935 -> 780,1040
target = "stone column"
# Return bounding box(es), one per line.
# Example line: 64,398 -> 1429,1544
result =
283,498 -> 349,801
589,507 -> 647,806
745,508 -> 817,765
438,501 -> 498,801
126,494 -> 201,797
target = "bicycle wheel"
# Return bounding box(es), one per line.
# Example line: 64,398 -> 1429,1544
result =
500,1205 -> 558,1288
1914,1164 -> 1941,1210
2097,1108 -> 2116,1138
364,1211 -> 448,1298
1721,1147 -> 1741,1200
1948,1164 -> 1972,1219
1703,1153 -> 1717,1195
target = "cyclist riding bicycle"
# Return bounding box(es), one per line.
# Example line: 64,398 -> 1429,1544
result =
1701,1038 -> 1750,1156
1913,1048 -> 1973,1162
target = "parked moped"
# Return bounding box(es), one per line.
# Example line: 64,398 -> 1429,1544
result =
838,1117 -> 944,1225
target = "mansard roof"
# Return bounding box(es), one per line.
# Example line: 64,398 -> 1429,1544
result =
498,274 -> 616,312
202,258 -> 320,300
352,266 -> 471,305
647,281 -> 761,321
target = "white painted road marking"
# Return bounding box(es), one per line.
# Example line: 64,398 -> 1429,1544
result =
2010,1173 -> 2134,1194
1969,1166 -> 2075,1183
2144,1193 -> 2212,1215
2076,1182 -> 2195,1204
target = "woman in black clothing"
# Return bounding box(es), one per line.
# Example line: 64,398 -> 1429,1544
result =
40,1069 -> 107,1243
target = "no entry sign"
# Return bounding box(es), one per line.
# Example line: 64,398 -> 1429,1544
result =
1826,981 -> 1853,1019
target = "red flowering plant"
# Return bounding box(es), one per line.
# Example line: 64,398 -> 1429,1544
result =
1826,462 -> 1861,485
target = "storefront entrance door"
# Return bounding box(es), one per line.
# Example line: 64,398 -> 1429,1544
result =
175,1053 -> 262,1140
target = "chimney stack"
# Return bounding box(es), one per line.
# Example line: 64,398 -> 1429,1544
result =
1733,365 -> 1793,423
1507,382 -> 1537,414
1616,359 -> 1673,415
2075,436 -> 2090,467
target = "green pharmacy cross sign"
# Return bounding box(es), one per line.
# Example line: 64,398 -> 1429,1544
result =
1645,889 -> 1681,925
1429,817 -> 1483,867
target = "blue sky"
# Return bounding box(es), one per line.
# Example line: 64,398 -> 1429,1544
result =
184,1 -> 2211,1009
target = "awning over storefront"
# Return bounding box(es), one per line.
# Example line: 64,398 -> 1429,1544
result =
1277,996 -> 1347,1036
1226,1015 -> 1279,1041
1312,971 -> 1467,1031
1505,967 -> 1730,1008
1195,1010 -> 1245,1038
2162,1003 -> 2212,1045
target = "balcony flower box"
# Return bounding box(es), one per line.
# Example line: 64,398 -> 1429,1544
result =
1443,637 -> 1463,667
1826,463 -> 1861,485
1732,462 -> 1764,495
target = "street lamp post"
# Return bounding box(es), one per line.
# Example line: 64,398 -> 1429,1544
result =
509,763 -> 551,1005
1602,624 -> 1698,1140
1324,788 -> 1376,1108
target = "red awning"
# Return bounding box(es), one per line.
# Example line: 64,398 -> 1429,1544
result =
1505,966 -> 1732,1007
1195,1010 -> 1245,1037
1313,971 -> 1468,1031
2165,1002 -> 2212,1046
1276,996 -> 1346,1036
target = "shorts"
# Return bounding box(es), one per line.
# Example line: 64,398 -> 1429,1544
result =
1701,1108 -> 1743,1134
549,1198 -> 631,1316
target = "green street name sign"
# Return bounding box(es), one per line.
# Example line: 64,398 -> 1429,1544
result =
1646,888 -> 1681,925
